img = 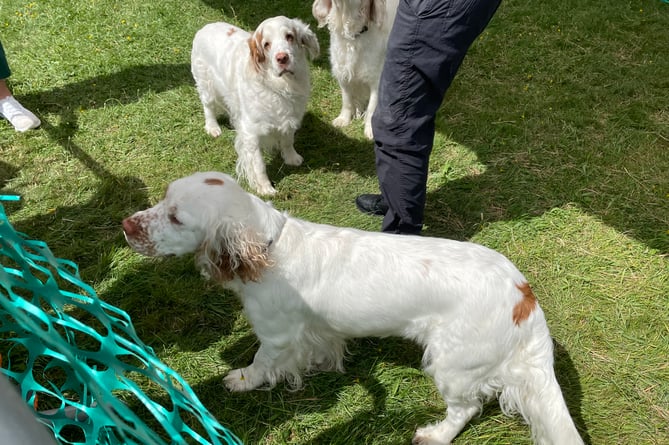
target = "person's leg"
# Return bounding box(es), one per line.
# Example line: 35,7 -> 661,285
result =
0,40 -> 40,132
0,41 -> 11,82
372,0 -> 502,234
0,80 -> 11,101
0,41 -> 13,99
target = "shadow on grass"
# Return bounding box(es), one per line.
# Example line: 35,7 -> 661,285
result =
95,258 -> 243,351
266,112 -> 377,187
7,63 -> 197,278
422,115 -> 669,253
183,336 -> 590,444
1,155 -> 146,283
21,63 -> 192,117
0,161 -> 24,214
206,337 -> 423,445
7,122 -> 149,279
205,110 -> 376,188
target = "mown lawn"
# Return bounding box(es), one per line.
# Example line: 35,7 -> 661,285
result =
1,0 -> 667,443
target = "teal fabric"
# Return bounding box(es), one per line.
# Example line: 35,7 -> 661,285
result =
0,197 -> 242,445
0,41 -> 10,80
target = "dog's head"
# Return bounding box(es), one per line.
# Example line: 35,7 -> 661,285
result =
312,0 -> 386,38
248,16 -> 320,76
122,172 -> 275,283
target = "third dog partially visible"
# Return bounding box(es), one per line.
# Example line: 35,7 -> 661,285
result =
312,0 -> 398,139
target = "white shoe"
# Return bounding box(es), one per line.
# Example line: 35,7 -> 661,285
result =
0,96 -> 41,132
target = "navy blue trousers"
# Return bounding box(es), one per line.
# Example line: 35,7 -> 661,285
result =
372,0 -> 502,234
0,41 -> 11,80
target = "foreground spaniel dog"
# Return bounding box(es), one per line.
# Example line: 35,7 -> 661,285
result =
312,0 -> 398,139
191,17 -> 320,196
122,172 -> 584,445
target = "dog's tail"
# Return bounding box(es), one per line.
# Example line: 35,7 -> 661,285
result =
499,317 -> 584,445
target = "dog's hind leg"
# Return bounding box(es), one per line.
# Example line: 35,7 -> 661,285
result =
413,328 -> 497,444
498,333 -> 584,445
413,402 -> 480,445
414,359 -> 485,443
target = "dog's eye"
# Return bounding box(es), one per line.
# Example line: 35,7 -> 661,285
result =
285,33 -> 294,43
263,41 -> 271,50
168,213 -> 182,225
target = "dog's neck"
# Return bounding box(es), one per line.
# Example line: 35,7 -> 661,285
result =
247,193 -> 287,250
339,22 -> 370,40
354,25 -> 369,38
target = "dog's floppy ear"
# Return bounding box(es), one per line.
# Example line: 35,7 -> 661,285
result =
294,20 -> 320,60
196,221 -> 272,283
248,28 -> 266,72
193,175 -> 273,283
312,0 -> 332,27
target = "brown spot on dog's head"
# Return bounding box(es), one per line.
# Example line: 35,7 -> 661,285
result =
204,177 -> 225,186
513,282 -> 537,326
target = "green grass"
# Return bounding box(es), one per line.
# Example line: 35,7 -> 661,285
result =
1,0 -> 668,443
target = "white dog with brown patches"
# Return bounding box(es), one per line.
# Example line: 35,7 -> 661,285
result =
122,171 -> 584,445
312,0 -> 398,139
191,17 -> 319,196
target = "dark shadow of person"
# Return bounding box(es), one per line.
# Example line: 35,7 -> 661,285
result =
265,112 -> 378,188
207,333 -> 590,444
9,119 -> 148,280
9,63 -> 196,280
191,336 -> 425,444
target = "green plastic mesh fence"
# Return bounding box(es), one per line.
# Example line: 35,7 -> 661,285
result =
0,196 -> 242,445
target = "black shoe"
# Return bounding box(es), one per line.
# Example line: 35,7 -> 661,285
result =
355,194 -> 388,216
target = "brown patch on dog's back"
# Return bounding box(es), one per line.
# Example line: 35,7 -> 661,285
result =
204,178 -> 225,186
513,282 -> 537,326
227,27 -> 237,36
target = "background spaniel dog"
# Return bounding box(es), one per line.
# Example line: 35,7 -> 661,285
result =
191,17 -> 320,196
122,172 -> 584,445
312,0 -> 398,139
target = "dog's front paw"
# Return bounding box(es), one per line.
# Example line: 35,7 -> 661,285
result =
363,121 -> 374,140
282,150 -> 303,167
205,123 -> 222,138
255,183 -> 277,196
224,368 -> 263,392
412,426 -> 451,445
332,114 -> 351,128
